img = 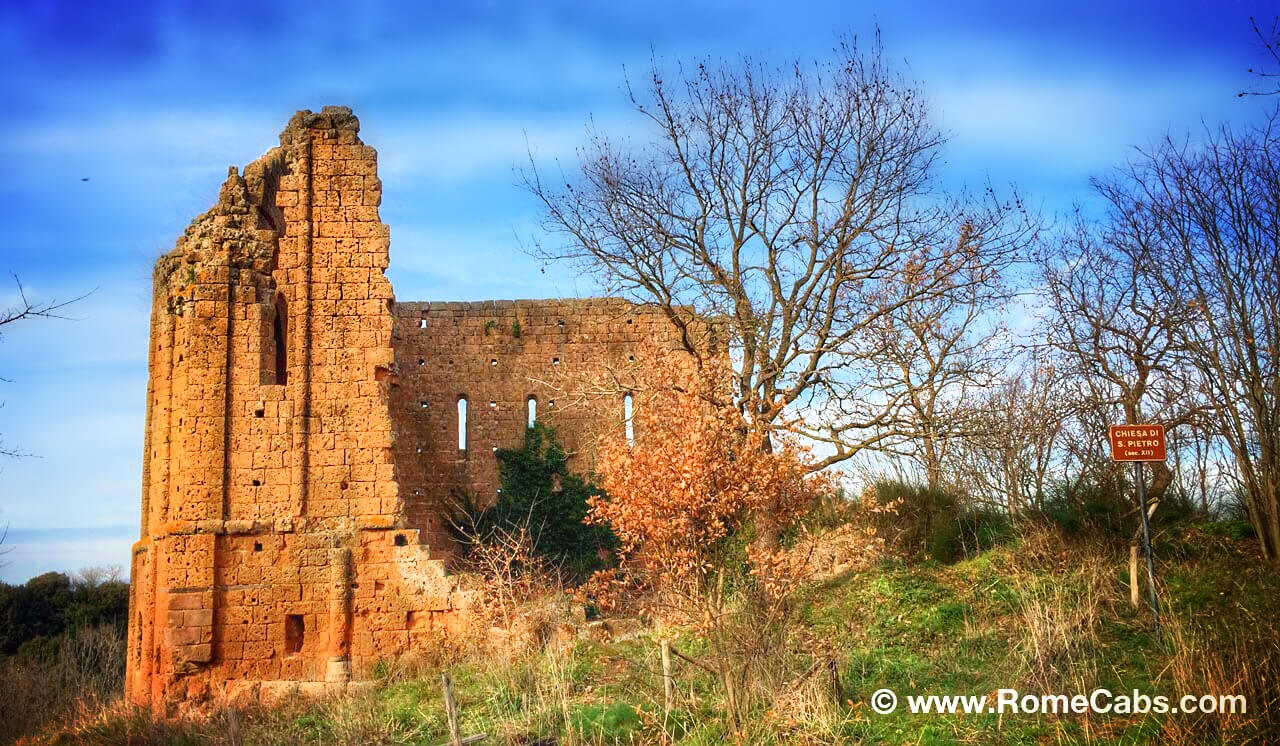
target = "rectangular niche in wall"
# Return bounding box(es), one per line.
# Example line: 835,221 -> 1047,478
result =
284,614 -> 304,655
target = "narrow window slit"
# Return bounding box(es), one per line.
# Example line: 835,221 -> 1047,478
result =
272,296 -> 288,385
624,394 -> 635,445
457,397 -> 468,451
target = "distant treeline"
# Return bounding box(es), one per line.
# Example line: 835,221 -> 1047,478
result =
0,569 -> 129,657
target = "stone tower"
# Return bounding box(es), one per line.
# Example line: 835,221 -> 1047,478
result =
127,107 -> 693,711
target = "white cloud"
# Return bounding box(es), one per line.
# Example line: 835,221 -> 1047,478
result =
372,110 -> 645,184
8,109 -> 280,167
930,70 -> 1232,174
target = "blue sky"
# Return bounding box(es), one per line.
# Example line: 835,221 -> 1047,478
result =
0,0 -> 1273,582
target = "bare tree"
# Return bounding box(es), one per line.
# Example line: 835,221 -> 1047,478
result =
1038,210 -> 1211,605
863,219 -> 1018,491
73,565 -> 123,590
1038,215 -> 1203,504
1172,421 -> 1231,516
1106,113 -> 1280,562
0,274 -> 84,332
526,37 -> 1032,546
953,354 -> 1069,515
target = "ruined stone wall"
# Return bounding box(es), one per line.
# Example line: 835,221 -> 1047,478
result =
127,107 -> 701,712
128,108 -> 464,713
389,299 -> 684,553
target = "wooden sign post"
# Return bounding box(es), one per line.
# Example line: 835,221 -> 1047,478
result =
1109,424 -> 1166,637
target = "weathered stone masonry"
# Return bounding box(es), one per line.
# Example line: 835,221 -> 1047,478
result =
126,107 -> 682,711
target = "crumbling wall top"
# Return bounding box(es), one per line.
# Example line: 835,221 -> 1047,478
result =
279,106 -> 361,146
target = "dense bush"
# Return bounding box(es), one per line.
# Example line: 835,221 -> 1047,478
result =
781,489 -> 857,545
0,569 -> 129,657
1035,473 -> 1203,539
1035,476 -> 1130,536
0,624 -> 127,743
868,480 -> 1012,563
458,423 -> 617,581
0,569 -> 129,742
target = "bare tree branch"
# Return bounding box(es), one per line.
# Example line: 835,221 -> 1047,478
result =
1240,16 -> 1280,97
1101,112 -> 1280,562
0,274 -> 91,332
0,274 -> 93,459
524,34 -> 1035,495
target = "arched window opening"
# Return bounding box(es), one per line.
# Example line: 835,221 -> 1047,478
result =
457,397 -> 468,452
527,397 -> 537,428
624,394 -> 634,445
272,296 -> 288,386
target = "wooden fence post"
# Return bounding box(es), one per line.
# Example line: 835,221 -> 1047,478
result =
442,672 -> 462,746
439,672 -> 487,746
661,638 -> 674,714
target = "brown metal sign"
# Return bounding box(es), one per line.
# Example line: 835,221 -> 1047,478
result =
1109,424 -> 1167,462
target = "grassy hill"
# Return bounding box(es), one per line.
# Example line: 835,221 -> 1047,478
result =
27,522 -> 1278,745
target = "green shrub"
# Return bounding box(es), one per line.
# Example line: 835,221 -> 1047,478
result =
868,480 -> 1011,563
459,423 -> 618,581
1203,520 -> 1256,540
1036,472 -> 1203,539
1036,476 -> 1131,536
0,570 -> 129,657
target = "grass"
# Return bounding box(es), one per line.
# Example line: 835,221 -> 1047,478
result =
18,523 -> 1280,745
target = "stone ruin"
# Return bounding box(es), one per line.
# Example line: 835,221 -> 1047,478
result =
125,107 -> 692,712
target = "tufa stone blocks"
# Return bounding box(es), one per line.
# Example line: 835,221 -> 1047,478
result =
126,107 -> 692,713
